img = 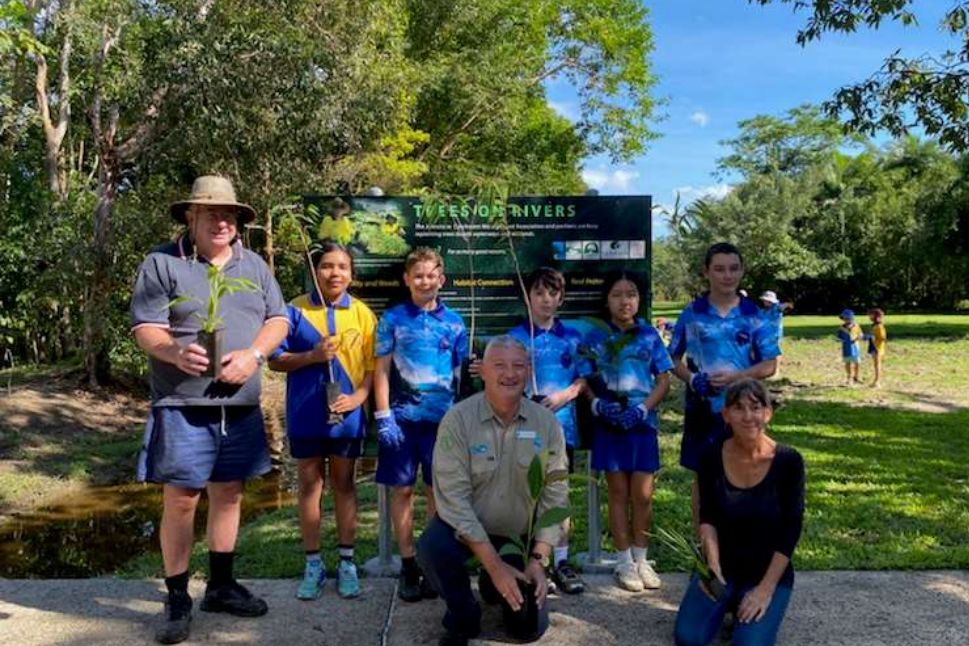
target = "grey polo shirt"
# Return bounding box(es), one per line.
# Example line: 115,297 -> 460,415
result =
130,236 -> 287,407
433,392 -> 569,546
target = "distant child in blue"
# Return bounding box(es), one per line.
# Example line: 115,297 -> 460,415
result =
837,309 -> 862,385
508,267 -> 589,595
374,247 -> 468,603
670,242 -> 780,527
269,242 -> 376,600
585,270 -> 672,593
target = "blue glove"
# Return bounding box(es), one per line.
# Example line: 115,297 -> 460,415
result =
690,372 -> 716,397
375,410 -> 404,450
592,398 -> 623,424
618,404 -> 648,430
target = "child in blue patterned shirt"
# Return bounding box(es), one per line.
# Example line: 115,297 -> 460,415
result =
374,247 -> 468,603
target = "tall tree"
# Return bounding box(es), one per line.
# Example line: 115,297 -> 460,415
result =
751,0 -> 969,151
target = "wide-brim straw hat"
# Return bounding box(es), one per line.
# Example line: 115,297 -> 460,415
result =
760,290 -> 779,304
170,175 -> 256,224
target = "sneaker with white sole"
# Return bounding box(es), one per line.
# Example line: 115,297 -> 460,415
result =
636,559 -> 662,589
614,561 -> 645,592
296,559 -> 326,600
337,559 -> 362,598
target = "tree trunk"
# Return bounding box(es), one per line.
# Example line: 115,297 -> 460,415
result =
84,159 -> 116,387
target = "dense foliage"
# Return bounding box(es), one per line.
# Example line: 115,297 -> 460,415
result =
0,0 -> 659,380
659,106 -> 969,312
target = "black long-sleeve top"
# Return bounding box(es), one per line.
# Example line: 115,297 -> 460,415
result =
698,443 -> 805,588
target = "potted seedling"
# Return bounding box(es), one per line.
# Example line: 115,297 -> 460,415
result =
497,453 -> 574,635
577,321 -> 638,414
171,265 -> 260,380
649,525 -> 726,601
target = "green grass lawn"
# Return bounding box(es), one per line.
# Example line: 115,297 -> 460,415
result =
120,312 -> 969,578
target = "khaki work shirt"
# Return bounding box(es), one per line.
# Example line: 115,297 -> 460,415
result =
432,392 -> 569,546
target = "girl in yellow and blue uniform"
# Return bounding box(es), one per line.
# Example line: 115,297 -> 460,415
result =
268,242 -> 376,601
584,270 -> 673,593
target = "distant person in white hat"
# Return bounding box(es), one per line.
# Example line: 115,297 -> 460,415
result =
130,175 -> 289,644
758,291 -> 793,376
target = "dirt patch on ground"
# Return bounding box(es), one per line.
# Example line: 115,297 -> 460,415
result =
0,370 -> 150,516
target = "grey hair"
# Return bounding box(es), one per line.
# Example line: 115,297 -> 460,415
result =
483,334 -> 529,359
724,378 -> 772,409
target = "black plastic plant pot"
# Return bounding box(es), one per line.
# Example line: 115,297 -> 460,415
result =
587,373 -> 608,399
196,329 -> 224,380
325,381 -> 344,425
530,394 -> 547,404
616,394 -> 630,410
502,580 -> 541,640
700,573 -> 727,602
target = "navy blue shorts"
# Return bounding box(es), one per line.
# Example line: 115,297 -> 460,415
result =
289,435 -> 364,460
375,419 -> 437,487
137,405 -> 271,490
590,423 -> 660,473
680,396 -> 729,472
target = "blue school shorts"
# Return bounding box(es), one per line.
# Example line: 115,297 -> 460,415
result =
289,436 -> 364,460
590,420 -> 660,473
137,405 -> 271,490
680,395 -> 730,472
375,419 -> 438,487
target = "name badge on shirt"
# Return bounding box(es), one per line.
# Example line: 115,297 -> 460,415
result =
516,430 -> 537,440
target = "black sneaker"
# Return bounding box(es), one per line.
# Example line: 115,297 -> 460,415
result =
155,592 -> 192,644
420,572 -> 439,599
551,561 -> 586,595
200,581 -> 269,617
398,566 -> 423,602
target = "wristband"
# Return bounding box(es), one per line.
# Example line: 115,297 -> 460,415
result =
529,551 -> 550,568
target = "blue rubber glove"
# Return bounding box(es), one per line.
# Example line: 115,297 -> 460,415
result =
592,398 -> 624,424
618,404 -> 649,430
690,372 -> 715,397
375,410 -> 404,450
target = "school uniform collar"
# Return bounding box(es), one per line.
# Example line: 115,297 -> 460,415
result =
309,290 -> 352,308
606,317 -> 647,334
477,393 -> 530,424
518,317 -> 567,338
692,293 -> 759,317
404,298 -> 448,320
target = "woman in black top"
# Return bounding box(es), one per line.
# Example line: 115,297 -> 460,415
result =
674,379 -> 805,646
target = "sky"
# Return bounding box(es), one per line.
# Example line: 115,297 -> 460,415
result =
545,0 -> 958,237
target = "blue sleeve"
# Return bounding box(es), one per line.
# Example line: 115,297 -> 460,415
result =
257,256 -> 288,321
649,328 -> 675,374
454,321 -> 469,367
669,308 -> 690,359
270,304 -> 299,359
375,311 -> 395,358
753,313 -> 781,361
570,332 -> 594,378
130,255 -> 171,327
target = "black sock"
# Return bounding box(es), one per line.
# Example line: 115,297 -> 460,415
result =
165,571 -> 190,598
209,551 -> 235,588
401,556 -> 419,574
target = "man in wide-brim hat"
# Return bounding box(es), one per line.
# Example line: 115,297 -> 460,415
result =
130,175 -> 289,644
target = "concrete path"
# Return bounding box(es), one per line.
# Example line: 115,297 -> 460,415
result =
1,571 -> 967,645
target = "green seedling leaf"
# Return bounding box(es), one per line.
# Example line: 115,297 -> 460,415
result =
528,454 -> 544,500
536,507 -> 572,529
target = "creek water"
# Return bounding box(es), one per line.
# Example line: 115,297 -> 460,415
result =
0,471 -> 295,578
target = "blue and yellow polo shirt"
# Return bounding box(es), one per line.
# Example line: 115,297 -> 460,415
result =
670,295 -> 781,412
508,319 -> 591,448
273,291 -> 376,439
375,300 -> 468,424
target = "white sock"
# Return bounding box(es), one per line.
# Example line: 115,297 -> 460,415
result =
554,546 -> 569,566
631,546 -> 647,563
617,548 -> 633,564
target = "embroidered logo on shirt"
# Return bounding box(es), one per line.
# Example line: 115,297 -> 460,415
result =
438,337 -> 451,350
735,329 -> 751,346
471,442 -> 490,455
